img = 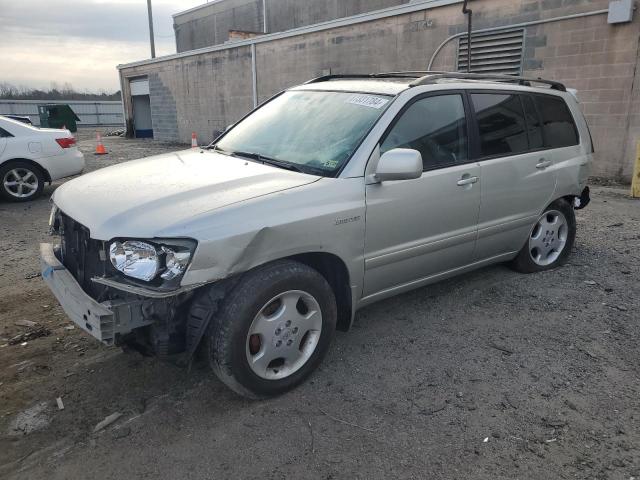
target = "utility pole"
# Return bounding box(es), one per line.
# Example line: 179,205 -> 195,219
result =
147,0 -> 156,59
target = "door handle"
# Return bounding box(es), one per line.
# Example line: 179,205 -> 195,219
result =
536,159 -> 552,169
457,176 -> 479,186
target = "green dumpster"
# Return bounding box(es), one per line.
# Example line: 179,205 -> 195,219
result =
38,104 -> 81,132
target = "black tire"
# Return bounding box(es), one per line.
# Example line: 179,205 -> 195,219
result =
197,260 -> 337,399
510,198 -> 576,274
0,160 -> 45,202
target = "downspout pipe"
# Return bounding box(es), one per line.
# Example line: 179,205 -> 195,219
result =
251,43 -> 258,108
462,0 -> 472,73
263,0 -> 268,33
427,8 -> 610,70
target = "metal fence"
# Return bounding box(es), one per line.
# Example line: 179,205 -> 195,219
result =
0,100 -> 124,127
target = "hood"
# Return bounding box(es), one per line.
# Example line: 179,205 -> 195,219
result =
53,149 -> 320,240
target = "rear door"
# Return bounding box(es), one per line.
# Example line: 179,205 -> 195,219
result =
471,91 -> 557,260
533,93 -> 584,187
363,92 -> 481,297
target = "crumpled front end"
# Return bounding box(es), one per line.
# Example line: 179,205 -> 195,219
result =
40,242 -> 153,345
42,210 -> 194,355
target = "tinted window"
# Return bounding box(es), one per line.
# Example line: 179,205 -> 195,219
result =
0,127 -> 13,138
381,94 -> 468,170
522,95 -> 544,150
534,95 -> 579,148
472,93 -> 528,157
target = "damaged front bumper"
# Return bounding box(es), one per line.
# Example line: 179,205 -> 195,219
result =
40,243 -> 154,345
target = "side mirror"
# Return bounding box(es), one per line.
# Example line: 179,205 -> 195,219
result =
225,124 -> 234,132
374,148 -> 423,182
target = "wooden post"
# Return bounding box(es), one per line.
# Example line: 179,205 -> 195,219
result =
633,141 -> 640,198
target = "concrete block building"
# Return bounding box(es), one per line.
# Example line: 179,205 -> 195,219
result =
118,0 -> 639,181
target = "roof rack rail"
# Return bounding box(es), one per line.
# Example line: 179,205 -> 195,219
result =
304,74 -> 376,84
304,71 -> 566,92
409,72 -> 566,91
304,71 -> 451,84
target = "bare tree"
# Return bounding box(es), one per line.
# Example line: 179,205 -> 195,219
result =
0,82 -> 120,101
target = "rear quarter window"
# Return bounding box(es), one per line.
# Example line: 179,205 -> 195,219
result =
534,95 -> 579,149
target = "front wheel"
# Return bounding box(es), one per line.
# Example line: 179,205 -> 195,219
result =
198,260 -> 337,399
510,199 -> 576,273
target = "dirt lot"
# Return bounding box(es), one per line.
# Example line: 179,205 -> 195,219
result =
1,132 -> 639,479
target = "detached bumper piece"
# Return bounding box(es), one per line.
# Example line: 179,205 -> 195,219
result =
574,186 -> 591,210
40,243 -> 152,345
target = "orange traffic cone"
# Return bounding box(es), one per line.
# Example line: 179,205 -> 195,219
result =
191,132 -> 198,149
94,132 -> 107,155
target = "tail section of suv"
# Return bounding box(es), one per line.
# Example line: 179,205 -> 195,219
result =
41,72 -> 592,398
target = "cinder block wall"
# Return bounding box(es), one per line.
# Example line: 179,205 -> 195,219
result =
174,0 -> 410,52
174,0 -> 264,52
121,0 -> 640,181
264,0 -> 409,34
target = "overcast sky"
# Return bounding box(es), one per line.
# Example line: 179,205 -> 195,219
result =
0,0 -> 206,93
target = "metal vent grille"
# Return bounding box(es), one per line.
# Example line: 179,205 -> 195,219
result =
457,29 -> 525,75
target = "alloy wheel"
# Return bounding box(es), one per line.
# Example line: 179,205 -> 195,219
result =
528,210 -> 569,266
3,168 -> 39,199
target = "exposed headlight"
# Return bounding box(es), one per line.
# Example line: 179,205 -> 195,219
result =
48,204 -> 60,234
109,241 -> 160,282
161,247 -> 192,281
48,204 -> 57,228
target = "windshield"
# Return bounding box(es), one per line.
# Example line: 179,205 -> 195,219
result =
214,90 -> 392,175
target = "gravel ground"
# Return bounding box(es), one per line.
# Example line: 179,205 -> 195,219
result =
0,132 -> 639,479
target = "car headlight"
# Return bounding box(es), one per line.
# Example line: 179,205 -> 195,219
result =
161,247 -> 192,280
109,241 -> 160,281
108,239 -> 195,284
48,204 -> 58,228
48,204 -> 60,234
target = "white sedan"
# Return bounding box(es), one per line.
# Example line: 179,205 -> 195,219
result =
0,116 -> 85,202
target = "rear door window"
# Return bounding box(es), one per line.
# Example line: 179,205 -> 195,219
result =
534,95 -> 579,148
471,93 -> 528,157
0,127 -> 13,138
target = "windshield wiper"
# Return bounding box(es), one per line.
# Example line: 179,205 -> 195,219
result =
229,151 -> 306,173
260,157 -> 306,173
229,150 -> 264,162
206,144 -> 230,154
217,149 -> 327,176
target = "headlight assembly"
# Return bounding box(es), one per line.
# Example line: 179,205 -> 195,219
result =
109,241 -> 160,281
161,247 -> 192,280
108,239 -> 196,285
48,204 -> 60,234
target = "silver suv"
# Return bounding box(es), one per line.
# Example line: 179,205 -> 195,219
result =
42,72 -> 592,398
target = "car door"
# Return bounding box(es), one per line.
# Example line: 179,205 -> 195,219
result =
363,92 -> 481,298
470,91 -> 557,260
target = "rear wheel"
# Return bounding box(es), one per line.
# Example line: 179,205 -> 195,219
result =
510,199 -> 576,273
0,161 -> 45,202
198,260 -> 337,399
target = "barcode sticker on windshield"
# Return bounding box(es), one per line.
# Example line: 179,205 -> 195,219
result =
347,94 -> 389,109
